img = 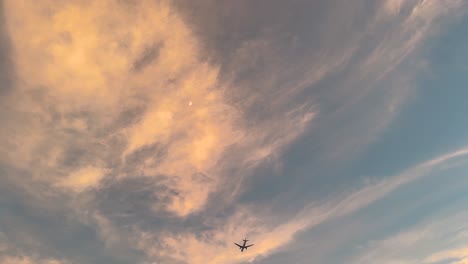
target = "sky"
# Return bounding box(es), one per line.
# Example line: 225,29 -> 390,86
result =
0,0 -> 468,263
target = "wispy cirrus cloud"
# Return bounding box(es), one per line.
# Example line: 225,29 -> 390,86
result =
126,136 -> 468,264
349,208 -> 468,264
1,0 -> 467,263
253,145 -> 468,264
131,144 -> 468,264
425,247 -> 468,264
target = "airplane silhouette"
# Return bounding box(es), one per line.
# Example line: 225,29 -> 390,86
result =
235,238 -> 254,252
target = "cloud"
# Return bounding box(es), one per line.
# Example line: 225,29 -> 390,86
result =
0,0 -> 320,260
1,0 -> 466,263
215,0 -> 466,220
0,256 -> 67,264
132,207 -> 312,264
2,0 -> 316,218
0,232 -> 69,264
56,166 -> 109,193
0,0 -> 14,97
425,247 -> 468,264
349,208 -> 468,264
128,146 -> 468,264
319,0 -> 466,159
384,0 -> 405,15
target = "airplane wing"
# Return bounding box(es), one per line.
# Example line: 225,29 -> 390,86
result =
234,243 -> 242,248
246,244 -> 254,248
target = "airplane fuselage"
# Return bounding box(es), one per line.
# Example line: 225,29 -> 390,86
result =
240,240 -> 247,252
235,239 -> 254,252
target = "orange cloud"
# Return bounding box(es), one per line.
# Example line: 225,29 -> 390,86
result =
56,166 -> 109,192
2,0 -> 320,261
133,206 -> 313,264
1,256 -> 67,264
3,0 -> 319,217
4,0 -> 245,216
425,247 -> 468,264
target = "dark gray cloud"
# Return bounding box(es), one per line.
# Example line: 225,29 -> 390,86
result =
93,171 -> 246,233
131,43 -> 163,73
0,165 -> 146,264
95,176 -> 179,227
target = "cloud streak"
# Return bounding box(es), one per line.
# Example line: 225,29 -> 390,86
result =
130,145 -> 468,264
350,206 -> 468,264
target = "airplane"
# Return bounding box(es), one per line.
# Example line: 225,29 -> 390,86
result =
235,238 -> 254,252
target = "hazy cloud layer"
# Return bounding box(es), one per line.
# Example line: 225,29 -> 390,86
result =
0,0 -> 467,263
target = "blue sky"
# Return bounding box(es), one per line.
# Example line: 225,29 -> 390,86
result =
1,0 -> 468,264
